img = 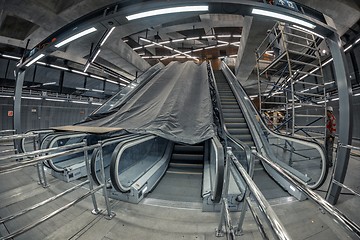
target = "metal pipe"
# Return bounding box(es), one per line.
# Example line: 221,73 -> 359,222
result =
0,185 -> 103,240
98,141 -> 115,219
332,180 -> 360,198
0,130 -> 16,134
339,144 -> 360,151
0,180 -> 89,224
253,151 -> 360,239
230,153 -> 291,240
0,144 -> 100,174
223,197 -> 235,239
0,142 -> 85,161
0,133 -> 38,142
83,139 -> 100,214
246,197 -> 270,240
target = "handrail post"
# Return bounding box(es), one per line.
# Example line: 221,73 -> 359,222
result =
83,139 -> 100,215
234,147 -> 256,236
32,133 -> 48,188
216,147 -> 232,237
98,141 -> 116,219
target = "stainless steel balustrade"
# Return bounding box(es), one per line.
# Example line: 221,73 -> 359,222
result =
0,140 -> 115,240
216,147 -> 291,240
21,129 -> 54,153
0,132 -> 46,186
252,150 -> 360,239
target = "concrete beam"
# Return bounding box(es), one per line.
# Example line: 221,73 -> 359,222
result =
235,16 -> 273,83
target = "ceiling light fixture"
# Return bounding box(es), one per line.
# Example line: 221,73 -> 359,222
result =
186,37 -> 199,40
344,45 -> 352,52
292,25 -> 324,39
49,64 -> 69,71
55,27 -> 97,48
90,74 -> 105,80
71,69 -> 89,76
100,27 -> 115,46
25,54 -> 45,67
126,6 -> 209,21
2,54 -> 21,60
252,9 -> 316,29
106,79 -> 118,84
217,35 -> 231,38
84,63 -> 90,72
91,49 -> 101,63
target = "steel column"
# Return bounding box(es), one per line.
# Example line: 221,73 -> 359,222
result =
13,69 -> 26,151
325,33 -> 353,205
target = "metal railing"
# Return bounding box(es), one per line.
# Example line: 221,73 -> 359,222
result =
216,147 -> 291,240
252,149 -> 360,239
328,143 -> 360,199
0,140 -> 115,240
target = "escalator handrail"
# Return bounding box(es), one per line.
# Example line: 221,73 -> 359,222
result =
45,133 -> 89,172
210,137 -> 224,203
90,133 -> 139,185
20,129 -> 54,153
221,62 -> 327,189
109,135 -> 157,193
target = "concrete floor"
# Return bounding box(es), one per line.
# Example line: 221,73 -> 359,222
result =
0,145 -> 358,240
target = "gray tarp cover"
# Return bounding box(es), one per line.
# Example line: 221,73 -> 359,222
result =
79,61 -> 215,144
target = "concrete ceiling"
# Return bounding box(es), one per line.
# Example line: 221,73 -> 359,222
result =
0,0 -> 359,85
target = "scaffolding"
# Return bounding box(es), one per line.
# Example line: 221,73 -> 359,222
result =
256,22 -> 326,142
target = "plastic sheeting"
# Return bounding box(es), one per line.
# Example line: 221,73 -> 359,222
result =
78,61 -> 215,144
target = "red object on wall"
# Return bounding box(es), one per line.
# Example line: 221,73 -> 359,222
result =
7,111 -> 13,117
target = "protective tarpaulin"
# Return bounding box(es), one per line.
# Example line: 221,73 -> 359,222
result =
78,61 -> 215,144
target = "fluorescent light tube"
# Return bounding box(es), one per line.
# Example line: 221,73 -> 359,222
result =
323,58 -> 333,66
252,9 -> 316,29
21,96 -> 42,100
126,6 -> 208,21
159,40 -> 171,44
26,54 -> 45,67
45,98 -> 65,102
186,37 -> 199,40
71,69 -> 89,76
90,74 -> 105,80
76,87 -> 90,91
344,45 -> 352,52
100,27 -> 115,46
355,37 -> 360,44
71,100 -> 89,104
106,79 -> 118,84
2,54 -> 21,60
202,35 -> 215,39
192,48 -> 203,52
292,25 -> 324,39
205,46 -> 216,49
172,39 -> 185,42
37,62 -> 47,66
49,64 -> 69,71
232,35 -> 242,38
139,38 -> 151,43
92,102 -> 102,105
217,35 -> 231,38
133,47 -> 143,51
92,89 -> 104,93
119,78 -> 130,84
43,82 -> 57,86
91,49 -> 101,63
119,83 -> 126,86
84,63 -> 90,72
55,27 -> 97,48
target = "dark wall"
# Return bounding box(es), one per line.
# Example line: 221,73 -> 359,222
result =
0,98 -> 97,132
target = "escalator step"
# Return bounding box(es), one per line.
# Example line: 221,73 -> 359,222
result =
233,134 -> 253,141
228,128 -> 251,135
225,122 -> 248,128
224,117 -> 246,123
221,105 -> 239,109
173,145 -> 204,154
223,112 -> 244,118
171,154 -> 204,164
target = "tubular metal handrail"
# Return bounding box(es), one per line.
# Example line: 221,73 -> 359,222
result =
327,143 -> 360,198
110,135 -> 156,192
0,141 -> 115,240
252,150 -> 360,239
209,137 -> 224,203
0,129 -> 16,134
217,147 -> 291,240
0,142 -> 85,162
0,133 -> 38,142
0,143 -> 95,174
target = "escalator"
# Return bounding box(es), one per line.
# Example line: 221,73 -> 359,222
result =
211,62 -> 328,200
214,71 -> 255,148
146,143 -> 205,204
